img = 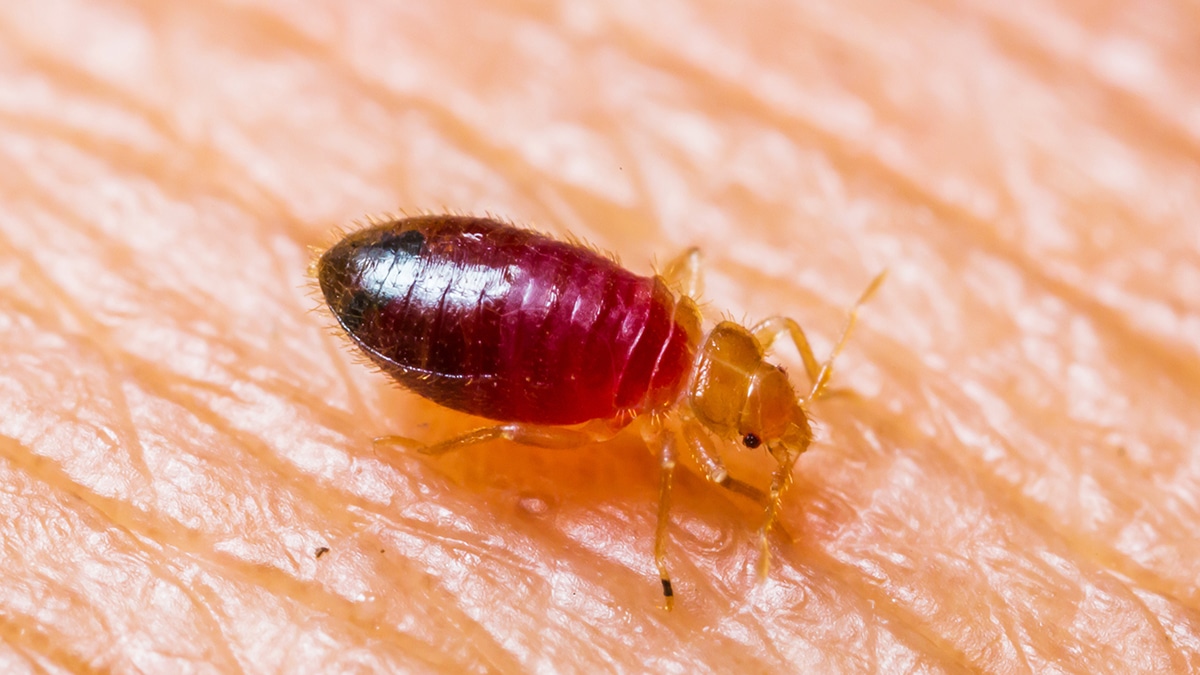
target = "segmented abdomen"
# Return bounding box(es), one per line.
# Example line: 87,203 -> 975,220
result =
317,215 -> 694,425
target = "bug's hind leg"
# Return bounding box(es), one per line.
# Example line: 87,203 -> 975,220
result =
374,419 -> 623,455
651,430 -> 680,611
752,271 -> 886,402
659,247 -> 703,298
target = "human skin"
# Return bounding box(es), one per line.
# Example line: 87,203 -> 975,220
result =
2,0 -> 1199,673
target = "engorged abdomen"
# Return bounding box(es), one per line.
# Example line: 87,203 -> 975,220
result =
316,215 -> 695,426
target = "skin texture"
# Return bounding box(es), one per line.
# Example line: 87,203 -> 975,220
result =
0,1 -> 1198,673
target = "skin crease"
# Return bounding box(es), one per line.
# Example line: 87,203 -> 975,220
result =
1,0 -> 1199,672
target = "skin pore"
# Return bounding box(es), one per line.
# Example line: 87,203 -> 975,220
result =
1,1 -> 1198,673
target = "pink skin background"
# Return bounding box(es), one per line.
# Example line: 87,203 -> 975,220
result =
2,1 -> 1199,673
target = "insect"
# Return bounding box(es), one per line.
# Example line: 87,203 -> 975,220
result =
315,214 -> 882,608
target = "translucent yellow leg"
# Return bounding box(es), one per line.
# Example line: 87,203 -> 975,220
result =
752,270 -> 886,401
653,432 -> 679,610
757,446 -> 799,581
374,419 -> 623,455
659,247 -> 703,298
679,415 -> 765,503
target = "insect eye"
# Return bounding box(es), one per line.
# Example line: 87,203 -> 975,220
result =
742,433 -> 761,449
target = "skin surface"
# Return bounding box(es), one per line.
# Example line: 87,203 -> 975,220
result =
1,1 -> 1198,673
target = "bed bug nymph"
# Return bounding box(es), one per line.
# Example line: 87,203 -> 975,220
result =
315,214 -> 882,609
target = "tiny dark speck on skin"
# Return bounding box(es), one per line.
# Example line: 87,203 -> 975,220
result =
315,546 -> 330,559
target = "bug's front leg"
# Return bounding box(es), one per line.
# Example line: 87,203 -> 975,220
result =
678,413 -> 765,503
757,444 -> 801,581
752,271 -> 886,402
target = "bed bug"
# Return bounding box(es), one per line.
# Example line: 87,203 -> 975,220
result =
315,214 -> 882,609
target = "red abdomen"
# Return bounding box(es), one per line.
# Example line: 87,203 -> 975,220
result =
317,215 -> 695,425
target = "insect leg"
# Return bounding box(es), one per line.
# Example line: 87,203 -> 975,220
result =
659,247 -> 703,298
678,413 -> 796,550
750,316 -> 823,391
752,270 -> 886,402
654,430 -> 679,610
758,445 -> 800,582
375,420 -> 621,456
679,414 -> 765,503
